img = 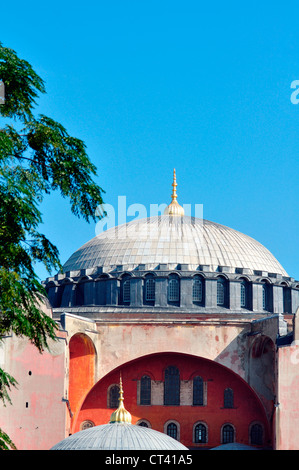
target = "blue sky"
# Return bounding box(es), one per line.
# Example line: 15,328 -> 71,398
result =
1,0 -> 298,280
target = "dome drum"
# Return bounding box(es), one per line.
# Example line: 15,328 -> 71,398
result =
45,265 -> 299,316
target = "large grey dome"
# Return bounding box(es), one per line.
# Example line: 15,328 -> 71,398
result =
63,215 -> 287,276
51,423 -> 188,450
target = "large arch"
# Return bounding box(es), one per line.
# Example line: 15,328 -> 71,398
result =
72,351 -> 272,449
69,333 -> 96,420
248,335 -> 276,418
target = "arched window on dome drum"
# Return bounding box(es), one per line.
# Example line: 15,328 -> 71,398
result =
192,277 -> 203,303
223,388 -> 234,408
222,424 -> 234,444
164,366 -> 180,405
145,276 -> 155,302
75,282 -> 84,306
240,282 -> 246,308
193,376 -> 204,406
250,423 -> 263,445
194,423 -> 207,444
167,422 -> 178,440
283,285 -> 291,313
122,279 -> 131,303
109,385 -> 120,408
217,278 -> 225,306
168,276 -> 180,303
262,284 -> 267,310
140,375 -> 151,405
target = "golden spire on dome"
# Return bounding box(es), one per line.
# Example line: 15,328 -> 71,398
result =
164,168 -> 185,217
109,374 -> 132,424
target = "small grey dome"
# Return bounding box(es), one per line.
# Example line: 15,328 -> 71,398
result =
62,215 -> 287,276
51,423 -> 188,450
210,442 -> 260,450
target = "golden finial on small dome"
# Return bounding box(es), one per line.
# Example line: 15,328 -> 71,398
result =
164,168 -> 185,217
109,374 -> 132,424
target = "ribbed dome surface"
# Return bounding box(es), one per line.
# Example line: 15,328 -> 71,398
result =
51,423 -> 188,450
63,215 -> 287,276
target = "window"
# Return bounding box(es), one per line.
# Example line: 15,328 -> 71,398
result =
164,366 -> 180,405
194,423 -> 207,444
250,423 -> 263,445
217,278 -> 225,306
222,424 -> 234,444
168,277 -> 180,302
193,376 -> 204,406
145,277 -> 155,302
167,422 -> 178,440
81,420 -> 94,430
224,388 -> 234,408
261,281 -> 273,311
283,286 -> 291,313
192,277 -> 203,303
75,282 -> 84,306
240,282 -> 246,307
262,284 -> 267,310
140,375 -> 151,405
123,279 -> 130,303
109,385 -> 120,408
138,421 -> 149,427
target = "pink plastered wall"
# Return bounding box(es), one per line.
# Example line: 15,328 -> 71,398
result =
276,344 -> 299,450
0,333 -> 68,450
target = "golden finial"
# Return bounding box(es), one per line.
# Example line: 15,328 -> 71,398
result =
171,168 -> 178,201
109,373 -> 132,424
164,168 -> 185,216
